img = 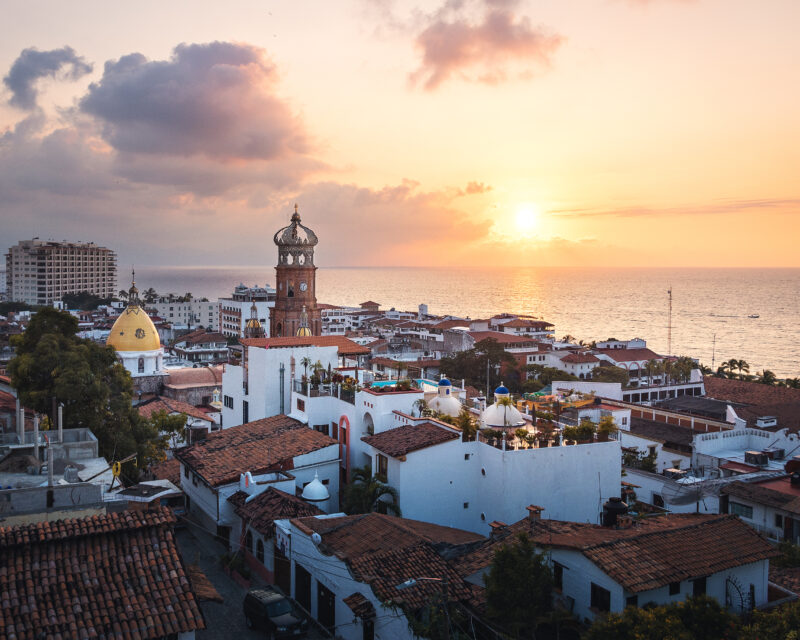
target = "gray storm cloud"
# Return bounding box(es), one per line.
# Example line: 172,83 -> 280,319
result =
3,46 -> 93,110
80,41 -> 310,162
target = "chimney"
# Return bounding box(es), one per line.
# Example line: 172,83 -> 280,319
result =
489,521 -> 508,540
58,403 -> 63,443
526,505 -> 544,523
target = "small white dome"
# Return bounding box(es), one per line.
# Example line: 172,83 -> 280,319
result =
481,395 -> 525,429
301,472 -> 329,502
429,394 -> 463,418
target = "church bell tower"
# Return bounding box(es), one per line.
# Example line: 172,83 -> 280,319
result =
271,205 -> 321,337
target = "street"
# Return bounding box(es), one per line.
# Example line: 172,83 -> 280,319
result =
176,524 -> 329,640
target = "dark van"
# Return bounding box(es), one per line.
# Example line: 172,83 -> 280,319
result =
243,587 -> 309,638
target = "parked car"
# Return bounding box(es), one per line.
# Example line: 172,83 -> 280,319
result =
243,587 -> 310,638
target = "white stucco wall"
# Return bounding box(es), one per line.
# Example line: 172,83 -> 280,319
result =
372,438 -> 621,535
277,518 -> 415,640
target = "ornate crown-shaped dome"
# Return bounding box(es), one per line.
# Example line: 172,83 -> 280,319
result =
107,306 -> 161,352
274,205 -> 318,247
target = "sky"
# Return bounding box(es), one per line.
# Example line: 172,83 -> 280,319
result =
0,0 -> 798,268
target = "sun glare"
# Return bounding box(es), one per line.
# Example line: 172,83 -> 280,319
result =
515,205 -> 540,235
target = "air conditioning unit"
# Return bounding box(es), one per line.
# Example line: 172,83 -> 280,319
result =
756,416 -> 777,428
763,448 -> 785,461
744,451 -> 769,466
663,468 -> 687,480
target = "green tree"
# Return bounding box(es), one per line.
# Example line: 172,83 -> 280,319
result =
8,307 -> 165,475
300,356 -> 312,378
455,407 -> 477,442
758,369 -> 777,386
740,599 -> 800,640
61,291 -> 112,310
142,287 -> 159,303
342,464 -> 401,516
584,596 -> 737,640
733,359 -> 750,380
484,532 -> 553,638
146,409 -> 188,450
591,365 -> 630,386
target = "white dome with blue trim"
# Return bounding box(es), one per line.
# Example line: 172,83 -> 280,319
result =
429,376 -> 462,417
481,383 -> 525,429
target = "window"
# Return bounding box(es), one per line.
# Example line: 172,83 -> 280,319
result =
256,539 -> 264,562
376,454 -> 388,481
314,424 -> 329,436
693,577 -> 706,596
331,422 -> 338,440
626,595 -> 638,608
775,514 -> 783,528
622,417 -> 627,425
224,395 -> 234,409
463,502 -> 469,509
137,357 -> 145,373
730,502 -> 753,519
297,398 -> 305,412
242,400 -> 249,424
652,493 -> 665,508
245,530 -> 253,553
590,583 -> 611,612
184,464 -> 189,478
464,453 -> 471,460
553,562 -> 564,590
669,581 -> 680,595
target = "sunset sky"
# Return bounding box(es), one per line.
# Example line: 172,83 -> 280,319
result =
1,0 -> 798,268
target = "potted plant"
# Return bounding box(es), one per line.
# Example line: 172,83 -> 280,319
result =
576,418 -> 596,443
562,425 -> 579,445
596,416 -> 619,442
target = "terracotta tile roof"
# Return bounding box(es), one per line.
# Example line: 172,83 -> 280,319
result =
291,513 -> 481,608
454,514 -> 777,594
292,512 -> 482,559
240,335 -> 370,355
0,508 -> 205,639
371,356 -> 403,368
362,422 -> 460,458
149,457 -> 182,487
164,365 -> 224,389
467,331 -> 536,345
596,348 -> 663,362
770,566 -> 800,596
137,395 -> 211,422
705,377 -> 800,430
173,329 -> 227,346
721,478 -> 800,515
175,415 -> 337,487
431,319 -> 470,330
186,563 -> 224,603
228,487 -> 323,536
560,352 -> 600,364
500,318 -> 554,329
342,592 -> 376,619
360,301 -> 380,307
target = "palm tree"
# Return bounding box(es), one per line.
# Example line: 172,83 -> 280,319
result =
497,395 -> 516,427
757,370 -> 777,386
412,398 -> 430,418
456,407 -> 477,442
733,359 -> 750,380
560,334 -> 576,344
716,362 -> 732,378
143,287 -> 158,303
725,358 -> 740,378
300,356 -> 312,378
118,289 -> 128,301
785,378 -> 800,389
699,364 -> 713,376
342,464 -> 401,516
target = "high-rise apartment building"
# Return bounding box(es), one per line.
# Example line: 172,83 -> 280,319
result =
5,239 -> 117,305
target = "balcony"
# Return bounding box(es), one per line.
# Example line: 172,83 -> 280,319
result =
292,379 -> 356,404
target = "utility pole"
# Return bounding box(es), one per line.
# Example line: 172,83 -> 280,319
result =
711,333 -> 717,371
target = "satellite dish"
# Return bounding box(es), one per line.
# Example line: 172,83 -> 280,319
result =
311,532 -> 322,546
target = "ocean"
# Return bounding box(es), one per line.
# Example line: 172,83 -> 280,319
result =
135,266 -> 800,378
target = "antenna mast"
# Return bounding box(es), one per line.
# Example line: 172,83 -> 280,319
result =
667,286 -> 673,357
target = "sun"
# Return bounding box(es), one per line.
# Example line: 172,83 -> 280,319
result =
515,205 -> 540,235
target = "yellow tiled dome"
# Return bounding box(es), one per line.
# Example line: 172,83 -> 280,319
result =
107,305 -> 161,352
296,326 -> 312,337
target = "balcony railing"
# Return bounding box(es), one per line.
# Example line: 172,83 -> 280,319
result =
292,379 -> 356,405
